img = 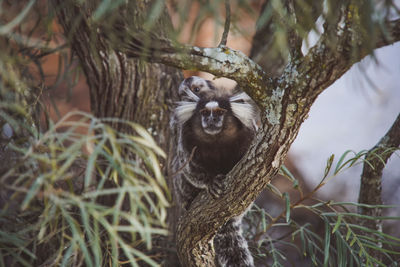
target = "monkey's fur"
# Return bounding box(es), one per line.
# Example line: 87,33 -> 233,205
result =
172,77 -> 257,267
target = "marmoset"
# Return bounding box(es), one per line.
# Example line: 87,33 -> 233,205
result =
178,75 -> 216,101
172,76 -> 258,267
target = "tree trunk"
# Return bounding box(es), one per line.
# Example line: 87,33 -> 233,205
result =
53,1 -> 181,146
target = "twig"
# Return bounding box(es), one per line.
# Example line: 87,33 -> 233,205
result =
169,146 -> 197,178
218,0 -> 231,47
287,0 -> 302,59
253,178 -> 330,242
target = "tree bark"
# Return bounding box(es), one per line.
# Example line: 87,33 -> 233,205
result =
52,1 -> 181,146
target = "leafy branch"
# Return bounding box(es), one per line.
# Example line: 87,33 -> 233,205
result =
1,112 -> 169,267
247,146 -> 400,266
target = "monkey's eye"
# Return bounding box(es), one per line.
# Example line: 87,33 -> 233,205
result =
193,87 -> 200,93
200,109 -> 211,117
214,108 -> 226,116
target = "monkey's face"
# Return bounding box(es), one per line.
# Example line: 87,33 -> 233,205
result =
199,101 -> 227,135
178,76 -> 216,101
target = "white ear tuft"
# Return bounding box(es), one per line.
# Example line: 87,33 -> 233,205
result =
229,92 -> 251,103
183,88 -> 200,102
230,102 -> 255,129
175,101 -> 197,124
230,92 -> 257,130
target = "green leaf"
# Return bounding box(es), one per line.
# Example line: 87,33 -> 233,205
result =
323,219 -> 331,267
346,228 -> 352,241
283,192 -> 291,223
21,173 -> 46,210
324,154 -> 335,178
280,165 -> 295,181
84,136 -> 107,188
266,182 -> 282,197
261,209 -> 267,231
334,150 -> 353,174
0,0 -> 35,35
332,214 -> 342,234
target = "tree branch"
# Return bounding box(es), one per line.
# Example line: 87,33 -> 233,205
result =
249,1 -> 287,77
287,0 -> 303,60
357,113 -> 400,262
295,17 -> 400,100
123,35 -> 275,108
358,113 -> 400,209
121,17 -> 400,109
377,18 -> 400,48
218,0 -> 230,47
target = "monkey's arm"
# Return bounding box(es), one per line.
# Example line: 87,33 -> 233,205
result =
182,161 -> 225,199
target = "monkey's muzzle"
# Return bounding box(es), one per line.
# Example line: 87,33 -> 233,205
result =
200,107 -> 226,135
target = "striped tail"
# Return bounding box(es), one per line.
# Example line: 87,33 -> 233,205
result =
214,217 -> 254,267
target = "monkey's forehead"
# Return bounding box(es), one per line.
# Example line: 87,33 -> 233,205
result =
197,98 -> 230,110
181,76 -> 216,89
181,76 -> 203,87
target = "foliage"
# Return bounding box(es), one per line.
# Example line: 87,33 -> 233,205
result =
245,150 -> 400,267
0,45 -> 170,265
0,110 -> 169,267
1,2 -> 169,266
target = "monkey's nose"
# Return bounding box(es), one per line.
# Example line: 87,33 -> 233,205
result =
212,116 -> 219,122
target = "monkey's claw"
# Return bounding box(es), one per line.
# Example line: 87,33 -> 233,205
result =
208,174 -> 226,199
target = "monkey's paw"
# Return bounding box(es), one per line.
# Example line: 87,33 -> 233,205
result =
207,174 -> 226,199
